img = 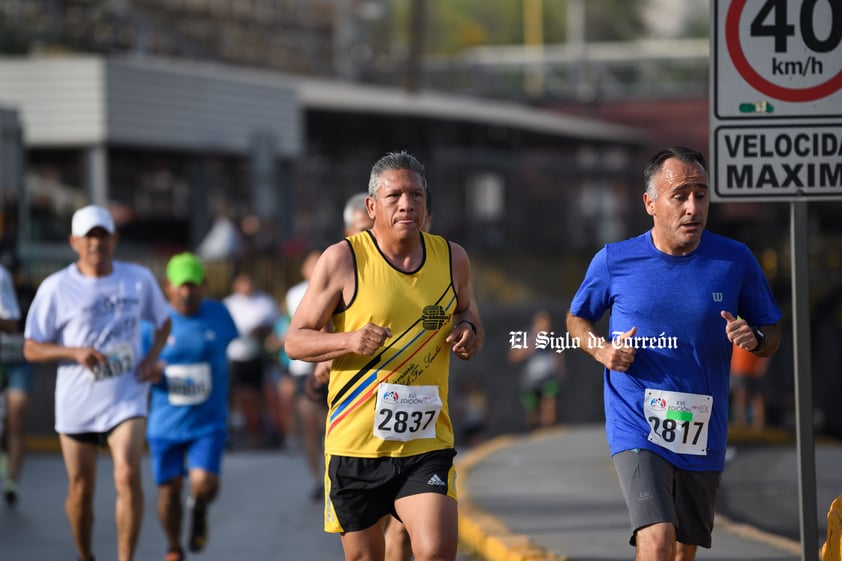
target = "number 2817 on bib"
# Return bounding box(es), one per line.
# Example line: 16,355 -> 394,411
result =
644,389 -> 713,456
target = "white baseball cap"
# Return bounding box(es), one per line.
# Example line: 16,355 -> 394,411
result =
71,205 -> 115,237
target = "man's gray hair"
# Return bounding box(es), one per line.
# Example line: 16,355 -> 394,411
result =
367,151 -> 428,197
343,192 -> 369,229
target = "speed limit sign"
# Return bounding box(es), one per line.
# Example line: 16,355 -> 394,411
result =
711,0 -> 842,200
714,0 -> 842,118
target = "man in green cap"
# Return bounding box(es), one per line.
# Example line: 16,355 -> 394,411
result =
144,252 -> 239,561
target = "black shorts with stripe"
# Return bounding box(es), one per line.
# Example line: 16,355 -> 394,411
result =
325,448 -> 457,533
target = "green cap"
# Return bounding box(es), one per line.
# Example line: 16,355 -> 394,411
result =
166,252 -> 205,286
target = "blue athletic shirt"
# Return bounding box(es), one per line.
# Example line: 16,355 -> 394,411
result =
569,230 -> 782,471
145,300 -> 239,441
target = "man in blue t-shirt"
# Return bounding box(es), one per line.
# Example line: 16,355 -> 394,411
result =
567,146 -> 782,561
146,252 -> 238,561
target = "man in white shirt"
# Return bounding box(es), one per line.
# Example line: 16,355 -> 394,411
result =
284,250 -> 325,500
223,272 -> 278,446
24,204 -> 171,561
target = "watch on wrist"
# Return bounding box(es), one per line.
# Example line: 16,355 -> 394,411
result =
750,327 -> 766,352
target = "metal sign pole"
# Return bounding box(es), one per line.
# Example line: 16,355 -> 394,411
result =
791,199 -> 818,561
711,2 -> 837,553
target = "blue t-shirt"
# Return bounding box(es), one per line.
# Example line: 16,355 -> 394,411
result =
145,300 -> 239,441
569,230 -> 782,471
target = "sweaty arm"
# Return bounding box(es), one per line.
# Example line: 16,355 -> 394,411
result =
284,241 -> 391,362
24,338 -> 108,372
566,311 -> 637,373
24,317 -> 172,380
446,242 -> 483,360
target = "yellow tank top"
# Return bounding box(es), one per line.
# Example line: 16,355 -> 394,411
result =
326,231 -> 457,457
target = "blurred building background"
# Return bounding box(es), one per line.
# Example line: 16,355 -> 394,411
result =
0,0 -> 840,441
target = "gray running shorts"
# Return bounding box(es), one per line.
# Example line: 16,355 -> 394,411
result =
612,448 -> 720,548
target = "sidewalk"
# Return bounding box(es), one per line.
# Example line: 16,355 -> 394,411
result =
456,425 -> 834,561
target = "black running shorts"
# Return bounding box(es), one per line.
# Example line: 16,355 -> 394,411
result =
228,358 -> 264,390
62,415 -> 145,448
325,448 -> 457,533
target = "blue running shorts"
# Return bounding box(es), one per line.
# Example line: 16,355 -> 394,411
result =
148,429 -> 227,485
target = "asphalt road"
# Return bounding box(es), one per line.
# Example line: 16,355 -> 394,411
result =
0,448 -> 345,561
0,445 -> 482,561
4,427 -> 837,561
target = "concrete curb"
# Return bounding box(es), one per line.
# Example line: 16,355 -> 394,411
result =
715,513 -> 802,556
457,429 -> 569,561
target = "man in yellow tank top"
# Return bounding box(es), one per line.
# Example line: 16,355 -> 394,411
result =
285,151 -> 483,561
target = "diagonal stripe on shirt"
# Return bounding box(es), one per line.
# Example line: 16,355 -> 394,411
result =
327,325 -> 446,435
329,286 -> 456,409
327,291 -> 457,433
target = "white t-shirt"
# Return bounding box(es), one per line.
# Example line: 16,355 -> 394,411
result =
284,280 -> 312,377
223,291 -> 278,336
24,261 -> 170,433
223,290 -> 278,362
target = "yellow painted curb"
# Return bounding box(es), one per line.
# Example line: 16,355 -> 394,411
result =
24,434 -> 144,455
457,429 -> 569,561
25,434 -> 61,453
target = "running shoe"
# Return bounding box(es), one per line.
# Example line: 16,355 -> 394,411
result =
3,479 -> 17,506
187,496 -> 208,552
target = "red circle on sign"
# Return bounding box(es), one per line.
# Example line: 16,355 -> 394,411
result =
726,0 -> 842,102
